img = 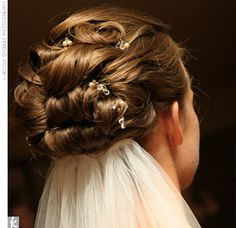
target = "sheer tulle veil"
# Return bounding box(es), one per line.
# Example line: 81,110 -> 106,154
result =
34,139 -> 201,228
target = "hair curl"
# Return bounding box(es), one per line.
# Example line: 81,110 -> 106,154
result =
14,5 -> 187,158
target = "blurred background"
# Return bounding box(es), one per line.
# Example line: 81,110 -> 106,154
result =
9,0 -> 235,227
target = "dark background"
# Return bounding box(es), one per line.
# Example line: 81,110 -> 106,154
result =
9,0 -> 235,227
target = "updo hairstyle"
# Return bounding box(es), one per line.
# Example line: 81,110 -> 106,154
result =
14,5 -> 187,158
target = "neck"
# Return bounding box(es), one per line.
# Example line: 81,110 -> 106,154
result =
142,125 -> 181,192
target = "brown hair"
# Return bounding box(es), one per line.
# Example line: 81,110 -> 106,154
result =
14,5 -> 187,158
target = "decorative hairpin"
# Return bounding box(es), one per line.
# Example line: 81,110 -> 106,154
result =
89,80 -> 127,129
89,80 -> 110,95
25,136 -> 32,146
111,100 -> 126,111
118,117 -> 126,129
111,104 -> 117,110
111,100 -> 127,129
115,39 -> 130,50
62,37 -> 73,47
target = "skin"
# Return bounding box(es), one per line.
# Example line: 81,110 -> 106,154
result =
144,65 -> 200,191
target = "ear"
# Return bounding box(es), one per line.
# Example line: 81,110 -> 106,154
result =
168,101 -> 183,147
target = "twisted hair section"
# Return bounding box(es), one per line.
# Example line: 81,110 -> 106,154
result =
14,5 -> 187,158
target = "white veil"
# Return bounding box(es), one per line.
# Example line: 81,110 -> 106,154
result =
34,139 -> 201,228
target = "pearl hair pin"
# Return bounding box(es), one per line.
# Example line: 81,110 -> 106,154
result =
62,37 -> 73,47
89,80 -> 127,129
115,39 -> 130,50
111,100 -> 127,129
112,104 -> 117,110
89,80 -> 110,95
62,37 -> 129,50
111,100 -> 126,112
25,136 -> 32,146
118,117 -> 126,129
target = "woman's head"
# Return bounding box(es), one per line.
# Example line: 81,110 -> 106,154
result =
144,61 -> 200,190
14,5 -> 190,158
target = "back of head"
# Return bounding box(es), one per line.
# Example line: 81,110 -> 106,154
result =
14,5 -> 187,158
13,6 -> 202,228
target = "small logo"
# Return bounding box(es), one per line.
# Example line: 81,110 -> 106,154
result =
8,216 -> 19,228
